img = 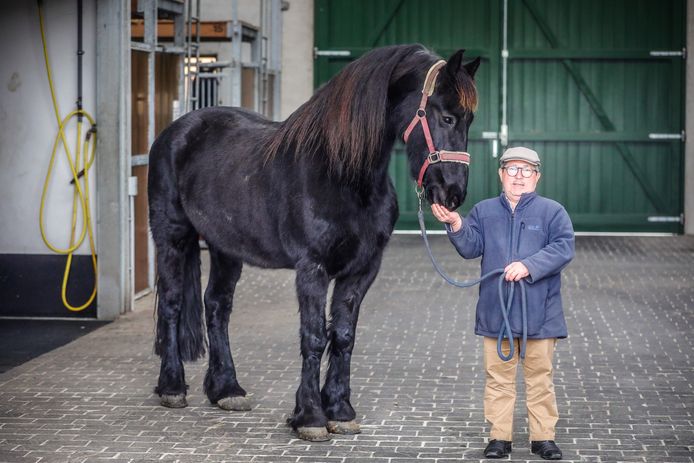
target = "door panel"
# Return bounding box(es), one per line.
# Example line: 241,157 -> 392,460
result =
314,0 -> 685,232
506,0 -> 685,232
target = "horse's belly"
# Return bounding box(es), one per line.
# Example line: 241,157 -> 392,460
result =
184,203 -> 293,269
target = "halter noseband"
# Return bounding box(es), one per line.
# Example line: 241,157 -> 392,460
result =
403,60 -> 471,189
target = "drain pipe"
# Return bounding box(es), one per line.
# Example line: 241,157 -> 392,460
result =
76,0 -> 83,122
500,0 -> 509,147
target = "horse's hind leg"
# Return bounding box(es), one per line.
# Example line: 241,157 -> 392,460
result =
203,246 -> 251,411
153,227 -> 205,408
321,260 -> 381,435
289,261 -> 331,441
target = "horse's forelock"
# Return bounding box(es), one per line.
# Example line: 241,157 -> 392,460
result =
458,77 -> 479,113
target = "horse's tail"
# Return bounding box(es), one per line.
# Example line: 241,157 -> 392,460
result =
150,119 -> 207,362
179,235 -> 206,361
153,231 -> 207,362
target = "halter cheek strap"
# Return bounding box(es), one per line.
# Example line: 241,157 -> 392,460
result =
403,60 -> 472,188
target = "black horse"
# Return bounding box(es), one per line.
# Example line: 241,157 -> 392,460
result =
148,44 -> 480,441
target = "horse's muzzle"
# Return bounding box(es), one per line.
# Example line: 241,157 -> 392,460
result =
428,183 -> 466,211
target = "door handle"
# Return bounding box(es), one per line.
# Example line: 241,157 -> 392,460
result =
482,131 -> 499,158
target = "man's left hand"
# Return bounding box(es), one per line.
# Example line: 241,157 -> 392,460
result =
504,261 -> 530,281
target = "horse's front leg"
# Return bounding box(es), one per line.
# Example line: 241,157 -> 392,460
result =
289,261 -> 330,441
321,259 -> 381,435
203,247 -> 251,411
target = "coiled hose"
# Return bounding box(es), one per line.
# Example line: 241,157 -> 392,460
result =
37,1 -> 97,312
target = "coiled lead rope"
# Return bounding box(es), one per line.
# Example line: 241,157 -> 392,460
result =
416,196 -> 527,361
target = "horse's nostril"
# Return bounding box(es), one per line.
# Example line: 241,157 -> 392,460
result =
446,195 -> 460,211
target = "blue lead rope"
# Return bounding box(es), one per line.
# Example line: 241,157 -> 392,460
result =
417,208 -> 527,361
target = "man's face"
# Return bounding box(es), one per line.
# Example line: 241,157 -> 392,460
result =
498,160 -> 541,202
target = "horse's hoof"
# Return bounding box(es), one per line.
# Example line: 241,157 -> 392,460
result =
160,394 -> 187,408
327,420 -> 361,434
296,426 -> 331,442
217,396 -> 252,411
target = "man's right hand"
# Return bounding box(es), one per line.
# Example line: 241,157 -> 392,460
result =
431,204 -> 463,232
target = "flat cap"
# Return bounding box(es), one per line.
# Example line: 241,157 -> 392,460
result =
499,146 -> 541,166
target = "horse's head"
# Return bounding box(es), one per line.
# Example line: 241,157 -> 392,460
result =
399,49 -> 480,211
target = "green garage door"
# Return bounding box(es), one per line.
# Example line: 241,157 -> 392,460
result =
314,0 -> 685,233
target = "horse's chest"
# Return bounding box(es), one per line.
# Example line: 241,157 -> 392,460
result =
322,212 -> 392,278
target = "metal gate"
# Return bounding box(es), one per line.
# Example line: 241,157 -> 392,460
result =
314,0 -> 685,233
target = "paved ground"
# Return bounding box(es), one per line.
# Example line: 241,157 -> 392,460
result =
0,235 -> 692,462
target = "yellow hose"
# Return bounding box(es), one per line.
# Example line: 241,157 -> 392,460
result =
38,2 -> 97,312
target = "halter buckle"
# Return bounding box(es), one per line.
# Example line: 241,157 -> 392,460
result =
428,151 -> 441,163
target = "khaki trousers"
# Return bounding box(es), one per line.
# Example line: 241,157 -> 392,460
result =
483,336 -> 558,441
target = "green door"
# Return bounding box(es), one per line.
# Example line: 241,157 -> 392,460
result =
506,0 -> 685,233
314,0 -> 685,233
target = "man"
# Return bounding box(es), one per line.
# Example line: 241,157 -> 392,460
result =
431,147 -> 574,460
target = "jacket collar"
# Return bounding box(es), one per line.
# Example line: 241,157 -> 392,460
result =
499,191 -> 537,213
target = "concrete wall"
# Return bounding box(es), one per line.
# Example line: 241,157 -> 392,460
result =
686,0 -> 694,234
0,0 -> 97,255
280,0 -> 314,119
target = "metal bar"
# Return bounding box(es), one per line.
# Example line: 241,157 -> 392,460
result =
648,132 -> 685,140
131,154 -> 150,166
197,61 -> 232,68
130,41 -> 153,52
314,49 -> 351,57
647,216 -> 682,223
96,0 -> 131,318
508,132 -> 682,142
253,0 -> 262,114
230,0 -> 242,107
213,75 -> 218,106
649,50 -> 685,57
160,45 -> 186,54
172,0 -> 184,134
500,0 -> 508,147
509,49 -> 685,59
522,0 -> 668,213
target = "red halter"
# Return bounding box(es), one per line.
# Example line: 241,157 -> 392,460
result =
403,60 -> 471,188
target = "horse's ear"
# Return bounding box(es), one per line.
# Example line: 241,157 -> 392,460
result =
445,49 -> 466,79
464,57 -> 481,78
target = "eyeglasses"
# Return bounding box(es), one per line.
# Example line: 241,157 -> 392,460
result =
502,166 -> 538,178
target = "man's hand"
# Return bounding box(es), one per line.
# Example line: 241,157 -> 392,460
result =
431,204 -> 463,232
504,261 -> 530,281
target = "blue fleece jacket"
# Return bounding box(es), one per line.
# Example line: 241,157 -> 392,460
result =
447,192 -> 575,339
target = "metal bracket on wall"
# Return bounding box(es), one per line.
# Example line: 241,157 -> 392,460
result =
649,49 -> 685,58
314,48 -> 351,59
648,131 -> 685,142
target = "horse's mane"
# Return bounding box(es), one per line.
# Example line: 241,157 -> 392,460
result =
263,44 -> 436,177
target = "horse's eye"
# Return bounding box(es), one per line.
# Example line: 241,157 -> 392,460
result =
442,115 -> 455,125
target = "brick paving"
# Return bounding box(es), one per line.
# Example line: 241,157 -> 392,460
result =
0,235 -> 693,462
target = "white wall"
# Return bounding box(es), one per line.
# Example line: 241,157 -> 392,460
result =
0,0 -> 97,254
280,0 -> 313,119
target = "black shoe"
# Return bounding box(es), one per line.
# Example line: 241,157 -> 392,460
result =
531,440 -> 562,460
484,439 -> 512,458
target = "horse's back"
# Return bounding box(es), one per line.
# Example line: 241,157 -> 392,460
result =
148,107 -> 293,267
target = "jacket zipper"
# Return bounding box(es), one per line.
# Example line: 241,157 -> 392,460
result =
508,210 -> 515,264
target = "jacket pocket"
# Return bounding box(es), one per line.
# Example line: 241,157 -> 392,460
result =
525,279 -> 549,336
517,218 -> 547,259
